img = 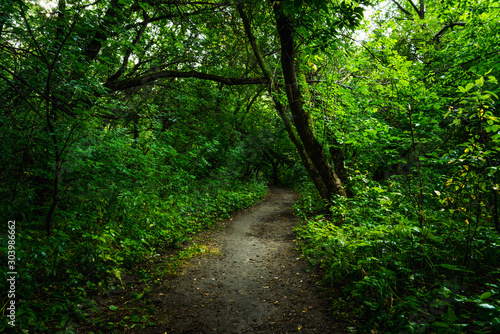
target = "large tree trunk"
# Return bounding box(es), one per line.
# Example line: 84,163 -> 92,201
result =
237,4 -> 330,199
274,98 -> 330,199
273,7 -> 346,200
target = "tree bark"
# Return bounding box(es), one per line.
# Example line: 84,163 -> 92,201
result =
273,7 -> 346,199
105,70 -> 268,90
237,4 -> 330,199
84,0 -> 123,62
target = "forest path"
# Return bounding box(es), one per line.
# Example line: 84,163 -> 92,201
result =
146,187 -> 347,333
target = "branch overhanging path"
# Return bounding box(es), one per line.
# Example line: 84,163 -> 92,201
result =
103,70 -> 330,91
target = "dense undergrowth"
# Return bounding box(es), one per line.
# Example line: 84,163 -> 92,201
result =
292,60 -> 500,332
0,124 -> 268,332
294,170 -> 500,333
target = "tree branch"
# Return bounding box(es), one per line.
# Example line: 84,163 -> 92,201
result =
406,0 -> 421,18
434,22 -> 466,41
237,4 -> 273,85
84,0 -> 124,61
104,70 -> 268,90
391,0 -> 413,17
108,11 -> 150,82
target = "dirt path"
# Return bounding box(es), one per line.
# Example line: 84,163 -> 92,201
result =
145,187 -> 347,333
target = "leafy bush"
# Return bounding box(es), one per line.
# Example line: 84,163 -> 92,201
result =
295,171 -> 500,333
0,124 -> 267,332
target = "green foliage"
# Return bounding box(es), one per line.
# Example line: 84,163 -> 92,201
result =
0,2 -> 274,330
295,41 -> 500,331
0,117 -> 268,331
295,170 -> 500,332
287,2 -> 500,330
1,0 -> 499,332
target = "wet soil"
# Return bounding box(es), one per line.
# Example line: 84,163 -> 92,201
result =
77,187 -> 348,333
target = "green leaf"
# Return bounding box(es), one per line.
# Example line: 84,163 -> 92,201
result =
434,321 -> 450,328
475,76 -> 484,86
109,305 -> 119,311
492,318 -> 500,330
436,264 -> 474,273
480,291 -> 493,300
478,303 -> 496,310
446,306 -> 457,324
488,76 -> 498,84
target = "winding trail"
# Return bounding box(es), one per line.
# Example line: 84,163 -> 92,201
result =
147,187 -> 346,333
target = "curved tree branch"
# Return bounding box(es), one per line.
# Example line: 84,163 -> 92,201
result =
391,0 -> 425,19
407,0 -> 422,18
107,11 -> 150,82
104,70 -> 268,90
391,0 -> 413,17
434,22 -> 466,41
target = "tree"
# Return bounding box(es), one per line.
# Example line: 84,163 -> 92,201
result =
273,2 -> 348,199
236,0 -> 370,200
